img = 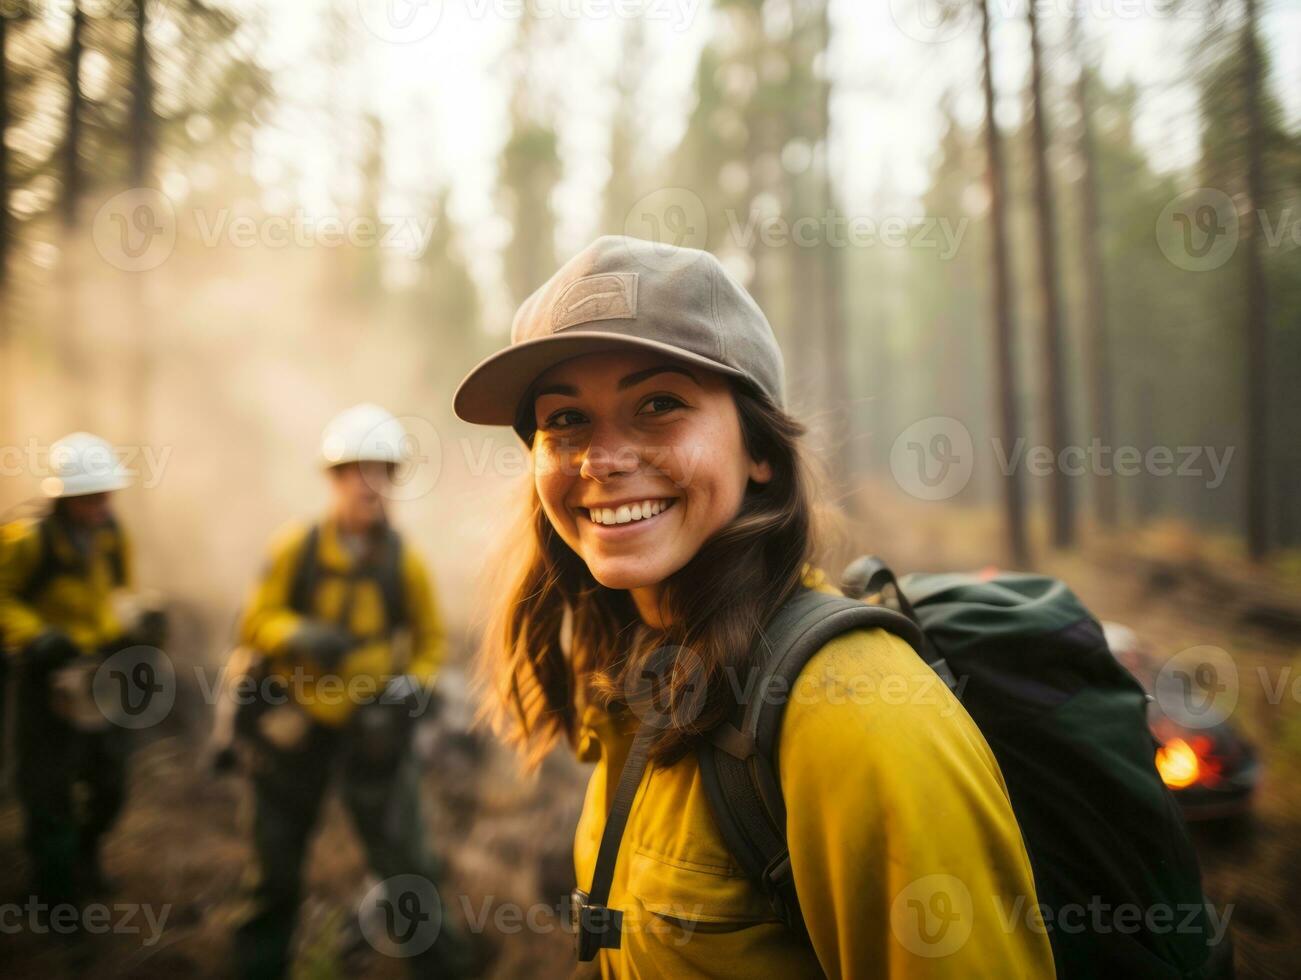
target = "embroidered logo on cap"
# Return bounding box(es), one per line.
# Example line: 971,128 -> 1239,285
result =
551,273 -> 638,332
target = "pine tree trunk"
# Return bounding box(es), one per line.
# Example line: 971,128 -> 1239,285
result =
1243,0 -> 1270,560
979,0 -> 1028,565
1068,11 -> 1116,528
62,2 -> 85,230
816,0 -> 850,491
129,0 -> 154,480
0,14 -> 8,289
1027,1 -> 1074,548
0,15 -> 9,461
130,0 -> 153,188
60,2 -> 87,420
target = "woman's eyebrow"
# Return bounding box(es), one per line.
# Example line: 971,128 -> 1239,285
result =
617,365 -> 699,390
533,365 -> 698,403
532,382 -> 579,400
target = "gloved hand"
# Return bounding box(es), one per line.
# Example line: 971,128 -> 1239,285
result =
129,608 -> 168,650
23,630 -> 81,673
379,674 -> 426,715
345,676 -> 423,779
286,620 -> 353,670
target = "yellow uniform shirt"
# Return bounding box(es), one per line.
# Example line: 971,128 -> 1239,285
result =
0,516 -> 131,654
237,519 -> 447,726
572,625 -> 1057,979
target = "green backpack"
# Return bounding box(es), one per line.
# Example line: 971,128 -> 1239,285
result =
575,558 -> 1232,974
691,557 -> 1233,979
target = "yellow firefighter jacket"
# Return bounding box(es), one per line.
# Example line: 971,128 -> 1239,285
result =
572,574 -> 1057,979
237,518 -> 446,727
0,514 -> 131,654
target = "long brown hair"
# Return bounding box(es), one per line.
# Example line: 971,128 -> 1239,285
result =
473,380 -> 827,768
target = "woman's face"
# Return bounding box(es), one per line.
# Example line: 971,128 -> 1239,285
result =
531,349 -> 772,602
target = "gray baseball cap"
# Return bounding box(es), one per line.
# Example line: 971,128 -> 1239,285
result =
453,236 -> 785,437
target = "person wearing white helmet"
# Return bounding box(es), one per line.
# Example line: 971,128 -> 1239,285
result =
0,431 -> 143,909
229,404 -> 467,979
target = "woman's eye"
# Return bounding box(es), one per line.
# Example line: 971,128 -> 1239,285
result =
637,394 -> 685,416
541,408 -> 587,430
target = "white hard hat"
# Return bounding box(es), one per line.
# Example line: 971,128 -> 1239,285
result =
1101,622 -> 1141,657
42,431 -> 132,498
320,404 -> 407,467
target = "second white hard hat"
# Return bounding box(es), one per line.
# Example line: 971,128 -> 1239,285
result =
320,404 -> 407,467
42,431 -> 132,497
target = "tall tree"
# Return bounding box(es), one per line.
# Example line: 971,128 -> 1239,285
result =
1026,0 -> 1074,548
813,0 -> 850,490
59,2 -> 88,421
979,0 -> 1028,564
127,0 -> 155,466
497,16 -> 560,306
61,2 -> 85,229
600,19 -> 647,236
128,0 -> 152,188
0,13 -> 8,290
1241,0 -> 1270,559
1067,8 -> 1115,527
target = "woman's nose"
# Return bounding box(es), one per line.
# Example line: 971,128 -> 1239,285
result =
579,423 -> 640,482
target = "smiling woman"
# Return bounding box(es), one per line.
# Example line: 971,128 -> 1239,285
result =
454,236 -> 1057,979
530,353 -> 772,629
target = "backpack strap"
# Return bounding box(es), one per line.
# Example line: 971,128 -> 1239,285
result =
287,523 -> 408,634
100,514 -> 127,588
287,523 -> 323,617
374,525 -> 408,630
17,517 -> 60,603
18,513 -> 127,602
696,587 -> 925,940
573,724 -> 657,961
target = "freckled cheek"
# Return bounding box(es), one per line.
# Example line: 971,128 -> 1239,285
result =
662,422 -> 742,527
653,428 -> 714,492
533,454 -> 577,536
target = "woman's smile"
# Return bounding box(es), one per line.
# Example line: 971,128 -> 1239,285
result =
576,496 -> 680,540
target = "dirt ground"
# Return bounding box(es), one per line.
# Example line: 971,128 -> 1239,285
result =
1,484 -> 1297,978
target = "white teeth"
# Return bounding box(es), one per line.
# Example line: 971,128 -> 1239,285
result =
587,499 -> 674,525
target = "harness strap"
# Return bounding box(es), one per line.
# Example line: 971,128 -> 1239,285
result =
574,723 -> 657,962
18,513 -> 126,603
287,523 -> 408,639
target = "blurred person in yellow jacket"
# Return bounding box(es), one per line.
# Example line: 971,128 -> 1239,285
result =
454,237 -> 1058,978
231,403 -> 468,980
0,431 -> 146,909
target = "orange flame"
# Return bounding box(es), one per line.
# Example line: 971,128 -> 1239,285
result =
1156,738 -> 1200,789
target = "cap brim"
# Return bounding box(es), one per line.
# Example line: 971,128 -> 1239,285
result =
453,331 -> 747,428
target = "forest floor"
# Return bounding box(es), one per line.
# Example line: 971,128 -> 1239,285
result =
0,482 -> 1297,978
